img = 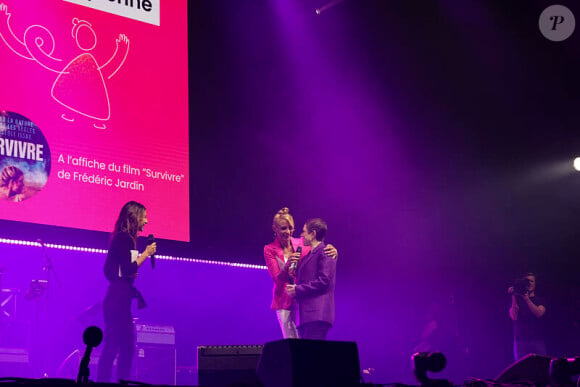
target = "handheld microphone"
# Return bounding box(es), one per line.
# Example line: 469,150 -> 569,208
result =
288,246 -> 302,284
147,234 -> 155,269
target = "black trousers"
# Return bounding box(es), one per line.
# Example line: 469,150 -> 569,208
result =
97,282 -> 136,382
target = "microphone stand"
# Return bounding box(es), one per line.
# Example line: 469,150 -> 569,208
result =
77,326 -> 103,384
40,240 -> 62,290
77,347 -> 92,384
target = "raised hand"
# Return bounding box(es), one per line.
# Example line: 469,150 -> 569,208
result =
117,33 -> 129,49
0,4 -> 9,23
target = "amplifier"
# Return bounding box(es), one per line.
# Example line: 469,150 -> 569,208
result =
0,347 -> 29,378
0,347 -> 28,363
134,324 -> 176,385
57,324 -> 177,383
197,345 -> 263,387
135,323 -> 175,345
135,344 -> 176,385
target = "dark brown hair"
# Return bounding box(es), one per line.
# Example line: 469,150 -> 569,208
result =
305,218 -> 327,241
113,201 -> 146,244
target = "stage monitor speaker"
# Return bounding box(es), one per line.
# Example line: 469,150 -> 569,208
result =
496,354 -> 551,386
135,344 -> 176,385
197,344 -> 263,387
256,339 -> 360,387
133,323 -> 176,385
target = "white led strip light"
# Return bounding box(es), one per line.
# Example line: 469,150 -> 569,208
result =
0,238 -> 267,270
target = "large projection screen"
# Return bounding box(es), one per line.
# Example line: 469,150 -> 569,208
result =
0,0 -> 189,242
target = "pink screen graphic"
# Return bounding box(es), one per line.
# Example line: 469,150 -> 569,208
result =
0,1 -> 189,241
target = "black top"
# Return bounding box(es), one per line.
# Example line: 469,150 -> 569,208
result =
103,232 -> 138,284
513,295 -> 545,340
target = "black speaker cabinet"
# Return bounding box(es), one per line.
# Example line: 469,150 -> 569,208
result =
496,354 -> 552,386
197,345 -> 263,386
135,344 -> 176,385
256,339 -> 360,387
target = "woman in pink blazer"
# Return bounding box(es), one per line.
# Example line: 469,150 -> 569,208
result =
263,207 -> 336,338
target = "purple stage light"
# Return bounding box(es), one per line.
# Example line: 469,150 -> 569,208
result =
0,238 -> 268,269
315,0 -> 346,15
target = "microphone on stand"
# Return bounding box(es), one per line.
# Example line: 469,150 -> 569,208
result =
77,326 -> 103,384
148,234 -> 156,269
288,246 -> 302,285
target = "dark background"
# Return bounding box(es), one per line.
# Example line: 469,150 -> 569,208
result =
186,0 -> 580,377
2,0 -> 579,383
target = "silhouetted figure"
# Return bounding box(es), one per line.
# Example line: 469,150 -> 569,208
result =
509,272 -> 547,361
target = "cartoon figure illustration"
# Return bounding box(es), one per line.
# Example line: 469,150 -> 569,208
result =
0,3 -> 129,129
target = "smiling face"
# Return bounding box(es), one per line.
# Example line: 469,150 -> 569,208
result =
300,224 -> 315,246
138,210 -> 148,232
273,218 -> 294,244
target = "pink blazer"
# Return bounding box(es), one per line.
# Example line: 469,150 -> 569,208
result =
263,236 -> 310,310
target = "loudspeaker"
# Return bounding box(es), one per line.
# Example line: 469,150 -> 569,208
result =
135,344 -> 176,385
0,347 -> 29,378
496,354 -> 551,386
256,339 -> 360,387
197,345 -> 263,386
134,323 -> 176,385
